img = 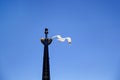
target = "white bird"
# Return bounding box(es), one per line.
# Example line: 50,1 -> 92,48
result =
52,35 -> 72,44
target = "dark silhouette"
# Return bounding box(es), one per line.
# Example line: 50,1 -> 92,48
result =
41,28 -> 52,80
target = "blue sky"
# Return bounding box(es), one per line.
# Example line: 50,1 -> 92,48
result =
0,0 -> 120,80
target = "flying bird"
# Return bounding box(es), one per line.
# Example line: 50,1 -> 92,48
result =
52,35 -> 72,44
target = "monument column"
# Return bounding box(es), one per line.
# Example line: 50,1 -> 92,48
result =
41,28 -> 52,80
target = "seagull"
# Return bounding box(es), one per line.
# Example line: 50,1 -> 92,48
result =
52,35 -> 72,44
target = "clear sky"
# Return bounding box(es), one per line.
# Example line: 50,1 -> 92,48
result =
0,0 -> 120,80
